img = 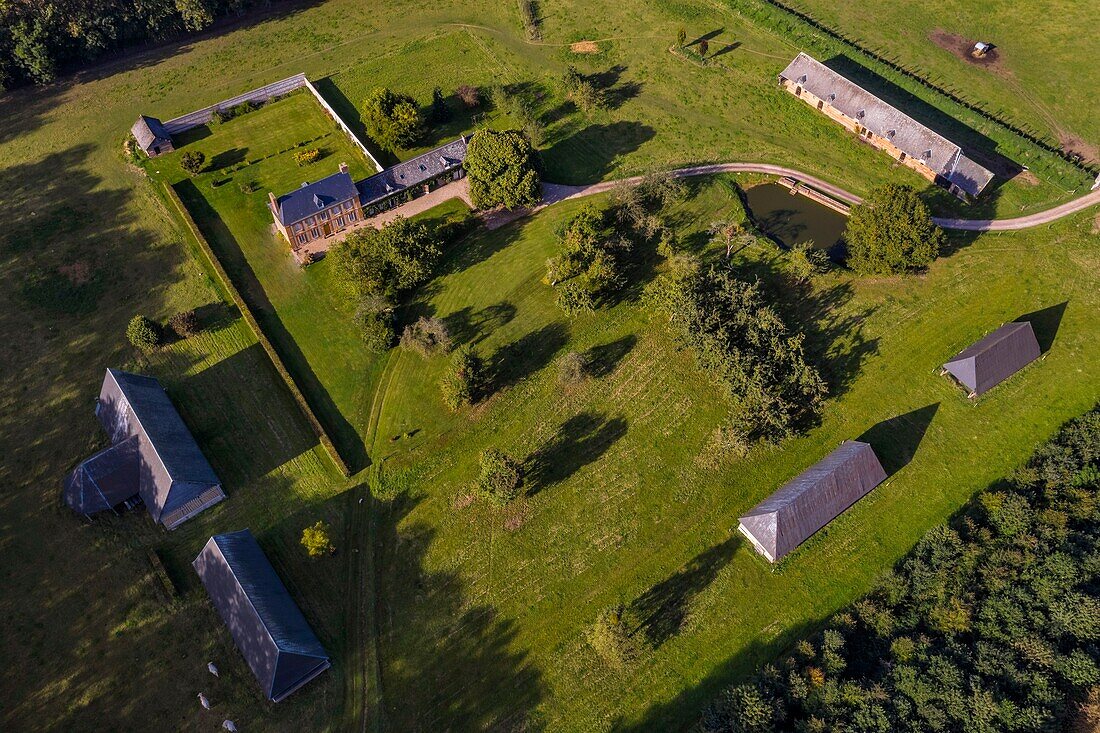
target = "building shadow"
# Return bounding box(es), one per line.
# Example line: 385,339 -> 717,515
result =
1014,301 -> 1068,353
630,536 -> 740,648
525,411 -> 628,495
491,321 -> 570,391
856,403 -> 940,477
584,334 -> 637,377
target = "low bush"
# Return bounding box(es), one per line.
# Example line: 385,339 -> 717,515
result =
300,520 -> 334,558
557,351 -> 591,385
474,448 -> 523,506
180,151 -> 206,176
440,346 -> 485,410
126,314 -> 161,353
400,316 -> 452,357
294,148 -> 320,166
168,309 -> 200,338
586,605 -> 641,669
356,296 -> 394,352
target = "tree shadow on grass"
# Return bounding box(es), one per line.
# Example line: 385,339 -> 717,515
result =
584,334 -> 636,377
630,536 -> 740,648
856,403 -> 940,477
192,301 -> 240,331
525,411 -> 628,495
174,178 -> 370,473
687,28 -> 725,47
208,147 -> 248,170
443,301 -> 518,347
491,321 -> 570,392
585,65 -> 643,110
542,121 -> 656,184
1015,301 -> 1068,354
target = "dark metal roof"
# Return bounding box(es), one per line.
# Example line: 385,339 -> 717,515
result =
193,530 -> 330,702
274,171 -> 358,226
943,321 -> 1041,396
356,137 -> 467,205
739,441 -> 887,562
778,53 -> 993,197
131,115 -> 171,151
62,369 -> 224,527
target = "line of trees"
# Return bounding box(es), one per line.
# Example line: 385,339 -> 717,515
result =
702,405 -> 1100,733
0,0 -> 276,89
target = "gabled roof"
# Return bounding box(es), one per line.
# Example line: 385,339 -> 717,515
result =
131,115 -> 171,150
274,171 -> 358,226
943,321 -> 1041,396
739,441 -> 887,562
778,53 -> 993,196
357,137 -> 468,205
193,530 -> 330,702
95,369 -> 223,525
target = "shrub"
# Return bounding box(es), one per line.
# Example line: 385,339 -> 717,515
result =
440,346 -> 484,410
518,0 -> 541,40
677,28 -> 686,47
845,183 -> 945,275
456,85 -> 481,108
557,351 -> 591,385
400,316 -> 452,357
294,148 -> 320,166
300,520 -> 334,558
362,87 -> 423,152
561,66 -> 605,115
125,315 -> 161,353
238,179 -> 257,194
586,605 -> 640,669
356,296 -> 394,352
168,309 -> 199,338
474,448 -> 523,506
465,128 -> 542,210
180,151 -> 205,176
787,241 -> 830,282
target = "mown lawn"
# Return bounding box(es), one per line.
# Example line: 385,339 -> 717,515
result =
363,177 -> 1100,729
0,0 -> 1098,731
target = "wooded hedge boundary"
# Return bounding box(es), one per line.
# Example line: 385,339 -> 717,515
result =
162,182 -> 353,477
728,0 -> 1097,184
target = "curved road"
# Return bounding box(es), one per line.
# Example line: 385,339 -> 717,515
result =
533,164 -> 1100,232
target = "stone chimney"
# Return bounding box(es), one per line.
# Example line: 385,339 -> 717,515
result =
339,161 -> 349,174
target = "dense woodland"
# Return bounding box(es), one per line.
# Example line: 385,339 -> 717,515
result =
702,406 -> 1100,733
0,0 -> 279,89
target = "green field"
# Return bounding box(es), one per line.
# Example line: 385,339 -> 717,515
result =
1,0 -> 1098,731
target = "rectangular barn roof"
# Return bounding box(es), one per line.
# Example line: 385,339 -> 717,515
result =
274,170 -> 358,226
357,137 -> 467,205
779,53 -> 993,197
739,440 -> 887,562
193,530 -> 330,702
96,369 -> 223,526
131,115 -> 170,150
943,321 -> 1041,396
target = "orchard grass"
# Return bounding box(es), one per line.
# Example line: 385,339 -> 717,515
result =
0,0 -> 1098,731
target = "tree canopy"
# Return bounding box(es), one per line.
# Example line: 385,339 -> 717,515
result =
844,183 -> 946,275
701,405 -> 1100,733
328,216 -> 441,299
464,129 -> 542,210
361,87 -> 424,152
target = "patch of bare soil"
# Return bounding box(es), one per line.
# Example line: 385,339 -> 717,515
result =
59,261 -> 91,285
570,40 -> 600,54
929,30 -> 1002,70
452,492 -> 475,510
1059,133 -> 1100,166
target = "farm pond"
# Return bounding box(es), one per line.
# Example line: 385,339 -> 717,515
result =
744,183 -> 848,255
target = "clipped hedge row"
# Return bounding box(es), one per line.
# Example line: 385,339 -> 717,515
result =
162,183 -> 352,477
726,0 -> 1096,186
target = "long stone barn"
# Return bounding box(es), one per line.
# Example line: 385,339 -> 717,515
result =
778,53 -> 994,201
269,136 -> 468,260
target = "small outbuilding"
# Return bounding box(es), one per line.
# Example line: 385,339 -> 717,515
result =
942,321 -> 1041,397
738,441 -> 887,563
193,530 -> 331,703
131,115 -> 174,157
63,369 -> 225,530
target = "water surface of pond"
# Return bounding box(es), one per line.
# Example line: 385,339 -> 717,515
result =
744,183 -> 848,255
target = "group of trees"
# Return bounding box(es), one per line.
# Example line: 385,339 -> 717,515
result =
646,256 -> 826,443
0,0 -> 271,89
702,406 -> 1100,733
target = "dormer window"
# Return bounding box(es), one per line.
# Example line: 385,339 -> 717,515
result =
886,130 -> 896,139
798,74 -> 807,83
313,194 -> 323,209
418,164 -> 426,172
828,93 -> 836,101
923,149 -> 933,159
857,110 -> 865,119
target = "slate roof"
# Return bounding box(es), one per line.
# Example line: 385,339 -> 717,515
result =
739,441 -> 887,562
357,137 -> 468,205
131,115 -> 171,150
193,530 -> 331,702
274,171 -> 358,226
62,369 -> 224,528
943,321 -> 1041,396
779,53 -> 994,197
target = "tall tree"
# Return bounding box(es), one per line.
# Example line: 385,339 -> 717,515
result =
464,129 -> 542,210
329,216 -> 441,299
361,87 -> 424,152
845,183 -> 946,275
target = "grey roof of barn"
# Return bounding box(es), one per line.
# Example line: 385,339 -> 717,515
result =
131,115 -> 171,150
779,53 -> 994,197
62,369 -> 224,527
357,137 -> 468,205
274,170 -> 359,226
193,530 -> 331,702
738,440 -> 887,562
943,321 -> 1041,396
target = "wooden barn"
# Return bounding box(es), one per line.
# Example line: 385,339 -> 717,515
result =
942,321 -> 1041,397
778,53 -> 993,201
131,115 -> 174,157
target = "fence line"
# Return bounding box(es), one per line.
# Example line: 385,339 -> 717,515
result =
303,78 -> 384,172
162,73 -> 309,134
